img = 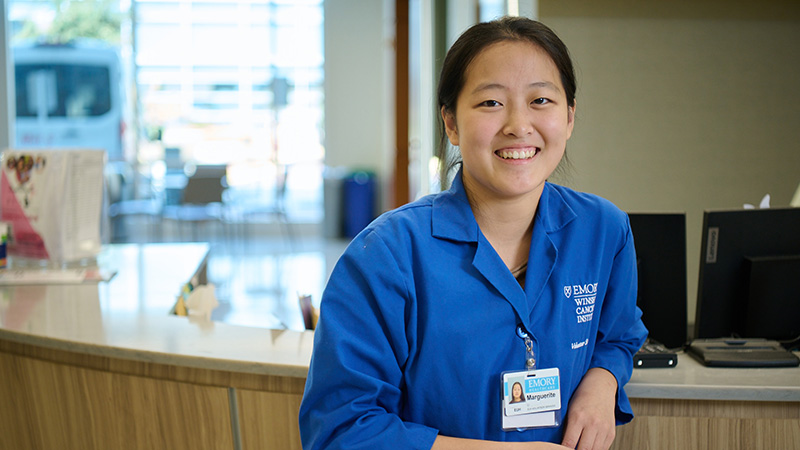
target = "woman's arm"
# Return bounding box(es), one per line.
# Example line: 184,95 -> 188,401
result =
559,368 -> 618,450
433,435 -> 570,450
299,230 -> 440,450
560,215 -> 647,450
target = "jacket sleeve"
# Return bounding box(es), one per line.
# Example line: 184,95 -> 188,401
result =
589,217 -> 648,425
298,228 -> 439,450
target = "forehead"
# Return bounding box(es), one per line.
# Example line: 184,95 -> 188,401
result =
462,40 -> 562,92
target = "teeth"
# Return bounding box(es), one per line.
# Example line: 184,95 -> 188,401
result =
498,149 -> 536,159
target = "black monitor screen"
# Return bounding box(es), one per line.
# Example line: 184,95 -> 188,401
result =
694,207 -> 800,341
628,213 -> 688,349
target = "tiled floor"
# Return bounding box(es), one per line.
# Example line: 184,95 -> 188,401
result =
115,214 -> 351,331
204,234 -> 350,331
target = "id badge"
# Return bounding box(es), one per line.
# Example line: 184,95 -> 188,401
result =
501,368 -> 561,430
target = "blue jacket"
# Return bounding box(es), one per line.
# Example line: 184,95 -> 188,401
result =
299,174 -> 648,449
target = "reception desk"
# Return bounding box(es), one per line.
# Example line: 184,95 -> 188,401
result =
0,244 -> 313,450
0,244 -> 798,449
613,354 -> 800,449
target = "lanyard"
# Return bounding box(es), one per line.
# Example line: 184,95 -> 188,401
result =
516,324 -> 536,372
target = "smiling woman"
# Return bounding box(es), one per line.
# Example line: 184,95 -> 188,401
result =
299,16 -> 647,450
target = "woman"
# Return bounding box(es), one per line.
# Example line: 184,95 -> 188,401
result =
299,16 -> 647,450
510,382 -> 526,404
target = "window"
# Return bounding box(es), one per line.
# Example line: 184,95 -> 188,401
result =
15,63 -> 111,118
8,0 -> 325,223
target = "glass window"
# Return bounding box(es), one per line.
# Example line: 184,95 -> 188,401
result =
8,0 -> 325,225
15,63 -> 112,118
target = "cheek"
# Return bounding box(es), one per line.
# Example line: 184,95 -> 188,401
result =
538,115 -> 573,143
458,117 -> 498,147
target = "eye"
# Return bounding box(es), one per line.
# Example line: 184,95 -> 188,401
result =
478,100 -> 502,107
532,97 -> 551,106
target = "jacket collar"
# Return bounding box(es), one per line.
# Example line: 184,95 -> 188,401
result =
431,170 -> 578,322
430,170 -> 577,242
431,171 -> 479,242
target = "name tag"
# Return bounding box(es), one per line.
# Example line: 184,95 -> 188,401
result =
501,368 -> 561,430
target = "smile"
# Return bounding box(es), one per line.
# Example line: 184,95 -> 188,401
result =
496,148 -> 539,160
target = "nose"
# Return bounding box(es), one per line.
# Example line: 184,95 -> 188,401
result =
502,105 -> 533,137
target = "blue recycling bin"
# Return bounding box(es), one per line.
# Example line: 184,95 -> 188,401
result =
343,171 -> 376,238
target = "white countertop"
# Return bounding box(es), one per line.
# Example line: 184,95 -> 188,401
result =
1,243 -> 798,397
627,350 -> 800,402
0,243 -> 314,378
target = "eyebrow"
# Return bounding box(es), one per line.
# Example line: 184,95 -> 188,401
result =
470,81 -> 561,95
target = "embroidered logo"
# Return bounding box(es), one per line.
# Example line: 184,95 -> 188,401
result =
565,282 -> 599,324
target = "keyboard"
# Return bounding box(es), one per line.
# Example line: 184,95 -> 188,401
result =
687,338 -> 799,368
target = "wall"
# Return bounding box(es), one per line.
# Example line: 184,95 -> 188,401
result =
539,0 -> 800,327
324,0 -> 394,212
0,0 -> 12,149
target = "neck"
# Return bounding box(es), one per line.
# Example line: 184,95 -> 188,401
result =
466,184 -> 541,271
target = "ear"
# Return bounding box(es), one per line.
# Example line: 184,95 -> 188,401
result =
441,106 -> 459,146
565,100 -> 576,140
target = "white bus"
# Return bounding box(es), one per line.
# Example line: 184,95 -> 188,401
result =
12,40 -> 125,161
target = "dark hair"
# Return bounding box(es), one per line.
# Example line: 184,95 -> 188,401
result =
436,16 -> 577,187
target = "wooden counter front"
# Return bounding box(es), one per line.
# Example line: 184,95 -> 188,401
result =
614,397 -> 800,450
0,336 -> 306,450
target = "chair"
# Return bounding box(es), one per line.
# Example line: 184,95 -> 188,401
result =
161,165 -> 228,241
108,198 -> 164,243
224,164 -> 294,245
106,162 -> 163,243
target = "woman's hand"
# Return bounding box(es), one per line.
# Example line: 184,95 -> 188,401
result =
560,368 -> 618,450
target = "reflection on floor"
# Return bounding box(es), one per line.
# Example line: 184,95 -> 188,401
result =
113,214 -> 353,331
205,235 -> 350,331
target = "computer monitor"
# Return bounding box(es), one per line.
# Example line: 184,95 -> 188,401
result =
694,207 -> 800,341
744,254 -> 800,341
628,213 -> 688,349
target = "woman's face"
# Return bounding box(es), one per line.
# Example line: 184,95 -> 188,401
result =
442,40 -> 575,204
512,382 -> 523,400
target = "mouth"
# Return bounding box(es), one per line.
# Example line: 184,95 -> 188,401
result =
496,148 -> 540,160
